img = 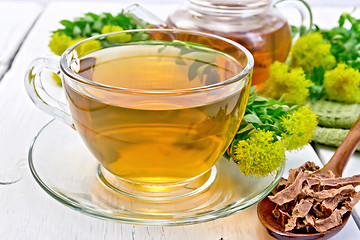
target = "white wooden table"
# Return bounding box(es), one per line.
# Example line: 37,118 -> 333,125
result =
0,2 -> 43,78
0,1 -> 360,239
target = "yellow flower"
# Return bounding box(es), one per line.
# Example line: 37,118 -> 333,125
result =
48,32 -> 73,56
280,106 -> 318,150
233,129 -> 285,177
290,33 -> 336,73
260,61 -> 311,105
52,73 -> 62,86
68,38 -> 102,57
101,25 -> 131,44
323,63 -> 360,103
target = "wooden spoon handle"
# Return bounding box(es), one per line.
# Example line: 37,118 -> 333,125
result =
317,116 -> 360,177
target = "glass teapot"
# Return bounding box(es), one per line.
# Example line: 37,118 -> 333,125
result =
166,0 -> 312,87
125,0 -> 312,88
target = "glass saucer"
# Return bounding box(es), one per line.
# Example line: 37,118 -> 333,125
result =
28,119 -> 284,226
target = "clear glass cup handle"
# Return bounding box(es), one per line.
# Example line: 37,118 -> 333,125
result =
25,57 -> 75,129
274,0 -> 313,37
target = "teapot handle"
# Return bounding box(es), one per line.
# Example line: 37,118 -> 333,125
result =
274,0 -> 313,37
124,4 -> 167,28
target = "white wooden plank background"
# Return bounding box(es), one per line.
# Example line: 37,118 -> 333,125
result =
0,1 -> 359,239
0,1 -> 43,78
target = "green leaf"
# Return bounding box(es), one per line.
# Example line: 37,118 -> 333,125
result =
180,47 -> 196,55
237,123 -> 255,134
60,20 -> 74,29
158,45 -> 167,53
318,11 -> 360,71
188,61 -> 203,81
339,13 -> 346,27
92,19 -> 103,32
243,114 -> 262,124
204,66 -> 220,85
83,23 -> 92,36
83,14 -> 94,22
72,25 -> 82,38
86,12 -> 99,20
175,57 -> 187,65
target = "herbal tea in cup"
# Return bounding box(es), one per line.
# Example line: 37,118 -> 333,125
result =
26,29 -> 253,198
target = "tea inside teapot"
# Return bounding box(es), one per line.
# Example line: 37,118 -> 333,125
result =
166,0 -> 310,88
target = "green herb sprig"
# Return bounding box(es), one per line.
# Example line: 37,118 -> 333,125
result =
319,12 -> 360,70
49,12 -> 150,56
227,87 -> 318,177
56,12 -> 147,39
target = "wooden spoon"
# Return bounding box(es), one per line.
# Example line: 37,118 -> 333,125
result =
257,117 -> 360,240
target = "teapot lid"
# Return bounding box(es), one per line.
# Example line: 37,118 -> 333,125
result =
189,0 -> 272,10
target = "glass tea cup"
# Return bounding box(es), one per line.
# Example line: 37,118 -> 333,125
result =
25,29 -> 253,200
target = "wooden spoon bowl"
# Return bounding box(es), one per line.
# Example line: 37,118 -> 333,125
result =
257,116 -> 360,240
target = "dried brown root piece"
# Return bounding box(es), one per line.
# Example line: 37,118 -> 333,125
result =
313,209 -> 343,232
268,171 -> 310,205
269,161 -> 360,233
